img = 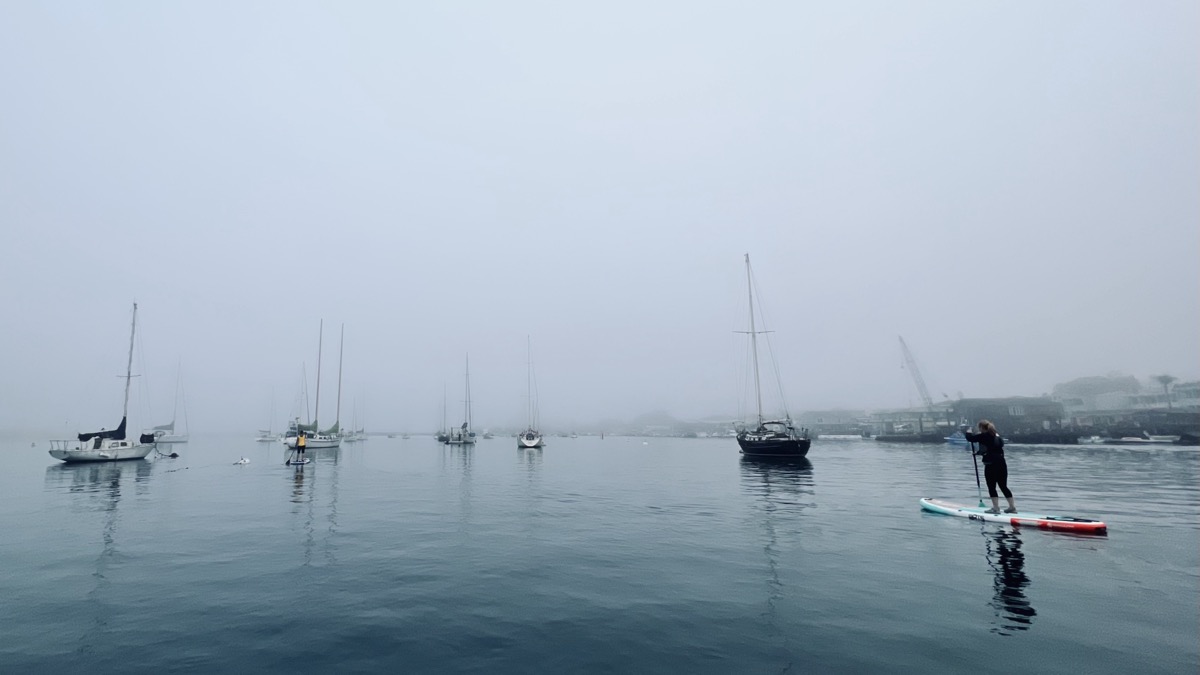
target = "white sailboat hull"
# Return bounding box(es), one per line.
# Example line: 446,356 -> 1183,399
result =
518,433 -> 544,448
154,433 -> 189,444
49,440 -> 152,463
285,435 -> 341,449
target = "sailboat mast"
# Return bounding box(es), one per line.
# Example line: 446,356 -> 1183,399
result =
123,303 -> 138,419
745,254 -> 763,426
526,337 -> 533,427
314,319 -> 323,427
336,323 -> 344,430
465,355 -> 473,430
171,359 -> 181,425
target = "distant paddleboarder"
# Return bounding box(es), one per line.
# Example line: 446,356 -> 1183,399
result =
964,420 -> 1016,514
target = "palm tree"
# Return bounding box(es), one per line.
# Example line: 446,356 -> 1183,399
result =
1153,374 -> 1177,409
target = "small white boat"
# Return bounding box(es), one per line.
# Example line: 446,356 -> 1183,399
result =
285,429 -> 341,449
944,431 -> 969,446
49,436 -> 153,462
1106,435 -> 1179,446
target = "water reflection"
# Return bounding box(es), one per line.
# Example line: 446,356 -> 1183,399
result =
284,451 -> 341,568
44,461 -> 151,654
739,457 -> 815,512
45,460 -> 153,500
740,456 -> 815,656
451,446 -> 474,522
984,528 -> 1037,635
290,463 -> 308,504
518,446 -> 543,473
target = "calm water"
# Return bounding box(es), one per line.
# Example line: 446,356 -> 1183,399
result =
2,435 -> 1197,673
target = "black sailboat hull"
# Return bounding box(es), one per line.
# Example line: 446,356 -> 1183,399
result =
737,436 -> 811,457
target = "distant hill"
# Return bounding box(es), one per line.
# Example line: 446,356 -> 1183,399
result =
1053,375 -> 1141,398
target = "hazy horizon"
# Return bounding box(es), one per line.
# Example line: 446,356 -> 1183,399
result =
3,2 -> 1197,436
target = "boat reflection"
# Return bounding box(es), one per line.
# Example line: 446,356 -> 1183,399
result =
45,459 -> 153,498
290,462 -> 308,504
284,450 -> 341,568
984,528 -> 1037,635
739,456 -> 814,507
518,446 -> 543,471
44,461 -> 151,652
740,456 -> 814,652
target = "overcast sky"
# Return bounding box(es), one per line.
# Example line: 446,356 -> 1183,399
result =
2,1 -> 1196,434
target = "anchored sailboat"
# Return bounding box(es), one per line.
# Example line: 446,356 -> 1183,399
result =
446,356 -> 477,446
437,383 -> 450,444
285,321 -> 342,449
736,254 -> 811,458
150,362 -> 189,443
256,392 -> 278,442
518,337 -> 544,449
49,303 -> 155,463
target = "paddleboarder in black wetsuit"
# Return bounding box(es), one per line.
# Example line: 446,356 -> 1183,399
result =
965,420 -> 1016,514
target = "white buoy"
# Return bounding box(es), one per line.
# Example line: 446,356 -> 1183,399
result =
234,457 -> 250,465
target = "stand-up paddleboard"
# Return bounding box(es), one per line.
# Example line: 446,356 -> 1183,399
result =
286,457 -> 310,466
920,498 -> 1107,534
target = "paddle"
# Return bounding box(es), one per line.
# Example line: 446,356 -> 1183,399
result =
968,439 -> 985,507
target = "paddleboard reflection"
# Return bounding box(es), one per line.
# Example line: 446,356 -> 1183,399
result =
985,528 -> 1037,635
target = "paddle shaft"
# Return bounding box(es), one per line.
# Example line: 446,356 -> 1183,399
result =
969,441 -> 985,507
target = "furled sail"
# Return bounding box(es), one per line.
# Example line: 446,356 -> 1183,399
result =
295,420 -> 319,433
78,417 -> 127,442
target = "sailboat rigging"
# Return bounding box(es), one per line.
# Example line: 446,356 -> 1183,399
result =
285,320 -> 342,449
256,391 -> 278,442
437,383 -> 450,444
519,337 -> 544,449
49,303 -> 155,462
736,254 -> 811,458
446,355 -> 477,445
150,361 -> 189,443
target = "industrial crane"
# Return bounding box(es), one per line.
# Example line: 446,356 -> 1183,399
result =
898,336 -> 934,411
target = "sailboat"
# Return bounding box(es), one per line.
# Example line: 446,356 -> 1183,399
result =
49,303 -> 155,463
518,337 -> 544,449
736,254 -> 811,458
149,362 -> 189,443
256,393 -> 278,442
437,383 -> 450,444
285,321 -> 342,449
446,356 -> 477,446
343,393 -> 367,442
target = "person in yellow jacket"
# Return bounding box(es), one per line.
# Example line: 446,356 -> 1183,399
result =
297,432 -> 307,462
